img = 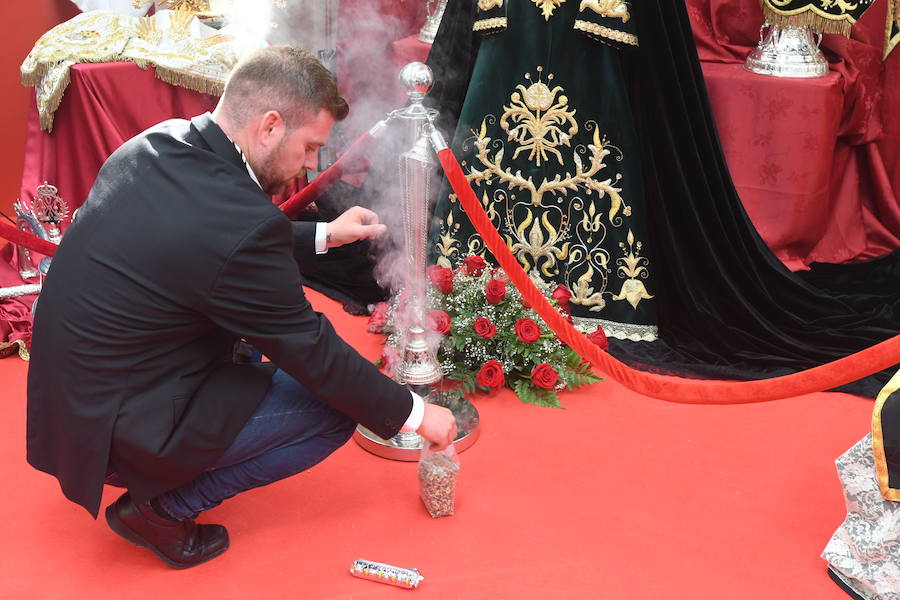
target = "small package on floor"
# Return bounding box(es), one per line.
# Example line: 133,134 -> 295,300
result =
417,443 -> 459,518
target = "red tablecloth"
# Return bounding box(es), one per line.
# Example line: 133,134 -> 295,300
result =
687,0 -> 900,267
19,62 -> 219,219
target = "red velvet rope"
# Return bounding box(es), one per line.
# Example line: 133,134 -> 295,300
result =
279,131 -> 375,219
436,147 -> 900,404
0,221 -> 57,257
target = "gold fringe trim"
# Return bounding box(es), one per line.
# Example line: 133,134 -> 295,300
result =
473,17 -> 508,33
0,339 -> 30,361
759,2 -> 855,37
871,367 -> 900,501
573,19 -> 638,47
23,55 -> 225,132
153,65 -> 225,97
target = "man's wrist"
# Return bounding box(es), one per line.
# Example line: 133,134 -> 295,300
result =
314,222 -> 329,254
400,391 -> 425,432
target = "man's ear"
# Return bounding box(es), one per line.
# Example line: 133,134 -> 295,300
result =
257,110 -> 285,148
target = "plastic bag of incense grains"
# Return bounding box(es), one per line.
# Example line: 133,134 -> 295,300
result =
417,443 -> 459,518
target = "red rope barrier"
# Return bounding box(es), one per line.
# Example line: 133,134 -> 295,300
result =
436,147 -> 900,404
279,131 -> 376,219
0,221 -> 57,257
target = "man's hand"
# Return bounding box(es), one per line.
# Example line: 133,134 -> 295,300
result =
325,206 -> 387,248
416,403 -> 457,451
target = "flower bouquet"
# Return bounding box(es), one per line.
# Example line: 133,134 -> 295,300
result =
370,255 -> 607,408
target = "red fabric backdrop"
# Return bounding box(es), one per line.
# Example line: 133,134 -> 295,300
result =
686,0 -> 900,267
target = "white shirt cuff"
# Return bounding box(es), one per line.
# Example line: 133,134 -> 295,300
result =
315,222 -> 328,254
400,391 -> 425,432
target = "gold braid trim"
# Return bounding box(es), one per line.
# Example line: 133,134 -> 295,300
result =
573,19 -> 638,46
886,0 -> 900,60
473,17 -> 508,33
758,1 -> 855,37
872,368 -> 900,500
0,340 -> 30,361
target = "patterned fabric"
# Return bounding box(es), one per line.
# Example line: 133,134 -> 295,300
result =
20,10 -> 260,132
822,433 -> 900,600
430,0 -> 657,342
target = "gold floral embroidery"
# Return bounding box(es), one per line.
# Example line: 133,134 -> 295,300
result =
579,0 -> 631,22
478,0 -> 504,9
437,70 -> 653,312
501,70 -> 577,166
532,0 -> 567,20
612,229 -> 653,308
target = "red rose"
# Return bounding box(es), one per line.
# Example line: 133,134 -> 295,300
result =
472,316 -> 497,339
531,363 -> 559,389
485,279 -> 507,305
427,265 -> 454,294
476,360 -> 505,390
428,310 -> 451,335
367,301 -> 389,333
462,255 -> 488,277
491,267 -> 511,283
514,317 -> 541,343
552,284 -> 572,314
587,325 -> 609,350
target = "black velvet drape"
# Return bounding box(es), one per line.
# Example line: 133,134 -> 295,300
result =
427,0 -> 899,397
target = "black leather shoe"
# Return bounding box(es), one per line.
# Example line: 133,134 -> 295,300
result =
105,492 -> 229,569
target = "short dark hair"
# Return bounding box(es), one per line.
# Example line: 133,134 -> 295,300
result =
219,46 -> 348,130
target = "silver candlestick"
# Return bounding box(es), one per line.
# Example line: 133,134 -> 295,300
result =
354,62 -> 480,460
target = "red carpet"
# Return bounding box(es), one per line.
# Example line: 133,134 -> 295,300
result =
0,289 -> 866,599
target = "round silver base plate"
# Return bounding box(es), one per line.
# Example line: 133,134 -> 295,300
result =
353,389 -> 480,461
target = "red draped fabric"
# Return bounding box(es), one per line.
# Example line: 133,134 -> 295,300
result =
336,0 -> 425,142
19,62 -> 219,221
686,0 -> 900,268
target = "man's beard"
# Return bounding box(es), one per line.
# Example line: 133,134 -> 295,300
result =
256,138 -> 294,195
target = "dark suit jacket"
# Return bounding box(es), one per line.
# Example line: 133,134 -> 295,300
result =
26,114 -> 411,518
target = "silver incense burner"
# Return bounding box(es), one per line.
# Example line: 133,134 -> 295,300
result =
354,63 -> 480,460
745,21 -> 828,78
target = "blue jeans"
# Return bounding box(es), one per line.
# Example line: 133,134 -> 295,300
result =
155,369 -> 355,521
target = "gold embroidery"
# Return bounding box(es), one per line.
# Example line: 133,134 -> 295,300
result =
159,0 -> 211,11
570,263 -> 607,310
478,0 -> 504,9
473,17 -> 508,32
501,70 -> 577,166
872,368 -> 900,500
136,18 -> 162,45
579,0 -> 631,22
887,0 -> 900,59
21,11 -> 251,132
532,0 -> 567,20
612,229 -> 653,308
508,207 -> 571,276
437,70 -> 653,313
573,20 -> 639,46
